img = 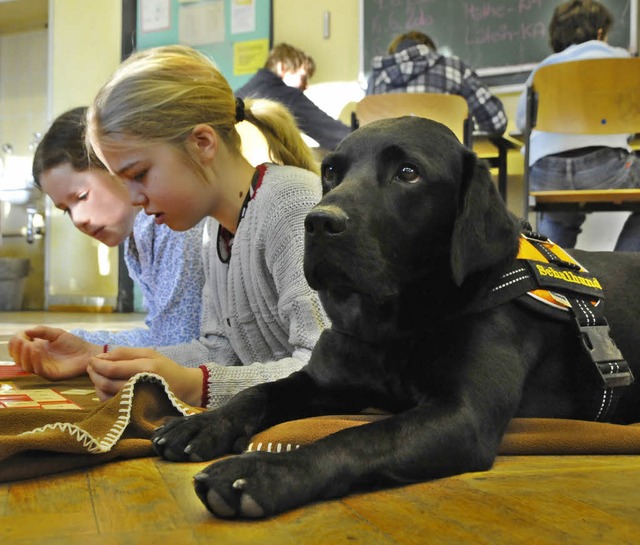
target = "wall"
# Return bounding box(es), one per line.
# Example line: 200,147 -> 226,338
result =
272,0 -> 364,137
46,0 -> 123,310
0,30 -> 48,159
0,29 -> 48,309
272,0 -> 360,83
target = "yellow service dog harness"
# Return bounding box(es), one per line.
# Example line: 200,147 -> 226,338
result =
477,227 -> 634,422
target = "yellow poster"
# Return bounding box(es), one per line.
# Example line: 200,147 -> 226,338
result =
234,38 -> 269,76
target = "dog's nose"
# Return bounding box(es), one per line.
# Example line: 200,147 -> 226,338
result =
305,206 -> 348,237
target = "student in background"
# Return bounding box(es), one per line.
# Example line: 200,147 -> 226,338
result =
9,107 -> 206,380
80,45 -> 329,409
367,30 -> 507,135
515,0 -> 640,250
235,42 -> 351,151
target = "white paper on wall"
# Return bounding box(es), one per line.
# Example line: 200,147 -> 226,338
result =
231,0 -> 255,34
179,0 -> 225,46
140,0 -> 171,33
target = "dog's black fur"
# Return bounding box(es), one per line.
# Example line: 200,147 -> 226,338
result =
153,117 -> 640,518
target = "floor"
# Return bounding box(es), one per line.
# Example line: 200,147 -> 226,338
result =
0,310 -> 146,336
1,311 -> 640,543
3,453 -> 640,545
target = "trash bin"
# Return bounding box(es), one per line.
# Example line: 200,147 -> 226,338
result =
0,257 -> 30,311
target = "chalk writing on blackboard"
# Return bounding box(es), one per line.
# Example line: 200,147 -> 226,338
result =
362,0 -> 634,83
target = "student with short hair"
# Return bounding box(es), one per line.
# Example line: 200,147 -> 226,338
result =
515,0 -> 640,250
263,42 -> 316,91
235,42 -> 351,151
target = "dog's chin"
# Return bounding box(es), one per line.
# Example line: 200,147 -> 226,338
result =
328,286 -> 397,302
317,282 -> 399,305
306,264 -> 398,299
318,287 -> 402,341
316,286 -> 353,306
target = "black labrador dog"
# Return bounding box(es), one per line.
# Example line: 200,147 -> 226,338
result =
153,117 -> 640,518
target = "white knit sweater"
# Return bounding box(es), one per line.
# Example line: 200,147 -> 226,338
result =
157,164 -> 330,408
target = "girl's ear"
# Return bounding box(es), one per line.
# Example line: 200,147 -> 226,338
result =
188,124 -> 218,163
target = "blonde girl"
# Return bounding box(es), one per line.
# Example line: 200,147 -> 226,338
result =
84,45 -> 329,408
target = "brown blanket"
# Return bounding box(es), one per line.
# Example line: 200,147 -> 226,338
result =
1,373 -> 639,483
0,373 -> 201,482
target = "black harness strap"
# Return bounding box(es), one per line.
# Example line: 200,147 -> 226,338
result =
467,228 -> 634,422
523,235 -> 633,422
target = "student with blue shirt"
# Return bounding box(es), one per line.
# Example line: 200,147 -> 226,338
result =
516,0 -> 640,250
9,107 -> 206,380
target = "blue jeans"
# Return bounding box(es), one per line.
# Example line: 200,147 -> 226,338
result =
530,147 -> 640,251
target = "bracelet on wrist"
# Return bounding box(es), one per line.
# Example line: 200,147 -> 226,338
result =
199,365 -> 210,408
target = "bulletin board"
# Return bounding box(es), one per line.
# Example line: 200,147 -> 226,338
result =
136,0 -> 272,90
361,0 -> 637,86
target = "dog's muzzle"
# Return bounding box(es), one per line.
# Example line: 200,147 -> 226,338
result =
305,205 -> 349,240
304,205 -> 351,291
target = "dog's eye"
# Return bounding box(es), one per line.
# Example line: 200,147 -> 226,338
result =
395,164 -> 421,184
322,165 -> 340,189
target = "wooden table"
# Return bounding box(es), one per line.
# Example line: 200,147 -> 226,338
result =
1,371 -> 640,544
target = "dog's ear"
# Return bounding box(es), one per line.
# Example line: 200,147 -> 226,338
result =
450,150 -> 518,286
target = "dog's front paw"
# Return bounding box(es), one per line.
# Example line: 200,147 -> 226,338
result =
193,452 -> 315,518
152,411 -> 247,462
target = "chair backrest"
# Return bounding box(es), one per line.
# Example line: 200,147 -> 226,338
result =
522,57 -> 640,216
355,92 -> 472,148
528,58 -> 640,135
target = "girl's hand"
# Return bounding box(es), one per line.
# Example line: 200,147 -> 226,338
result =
87,347 -> 204,406
8,326 -> 101,380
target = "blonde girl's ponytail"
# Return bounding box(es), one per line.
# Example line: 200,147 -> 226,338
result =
87,44 -> 318,175
242,98 -> 320,175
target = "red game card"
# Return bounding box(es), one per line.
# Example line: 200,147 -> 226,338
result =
0,362 -> 30,379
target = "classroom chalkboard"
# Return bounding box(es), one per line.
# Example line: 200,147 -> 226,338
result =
362,0 -> 636,85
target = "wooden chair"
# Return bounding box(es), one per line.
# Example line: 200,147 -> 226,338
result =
522,57 -> 640,219
338,101 -> 358,127
354,92 -> 473,148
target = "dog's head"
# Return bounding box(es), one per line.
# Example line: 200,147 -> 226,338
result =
304,117 -> 519,321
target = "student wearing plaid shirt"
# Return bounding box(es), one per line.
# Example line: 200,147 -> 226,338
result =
367,31 -> 507,135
